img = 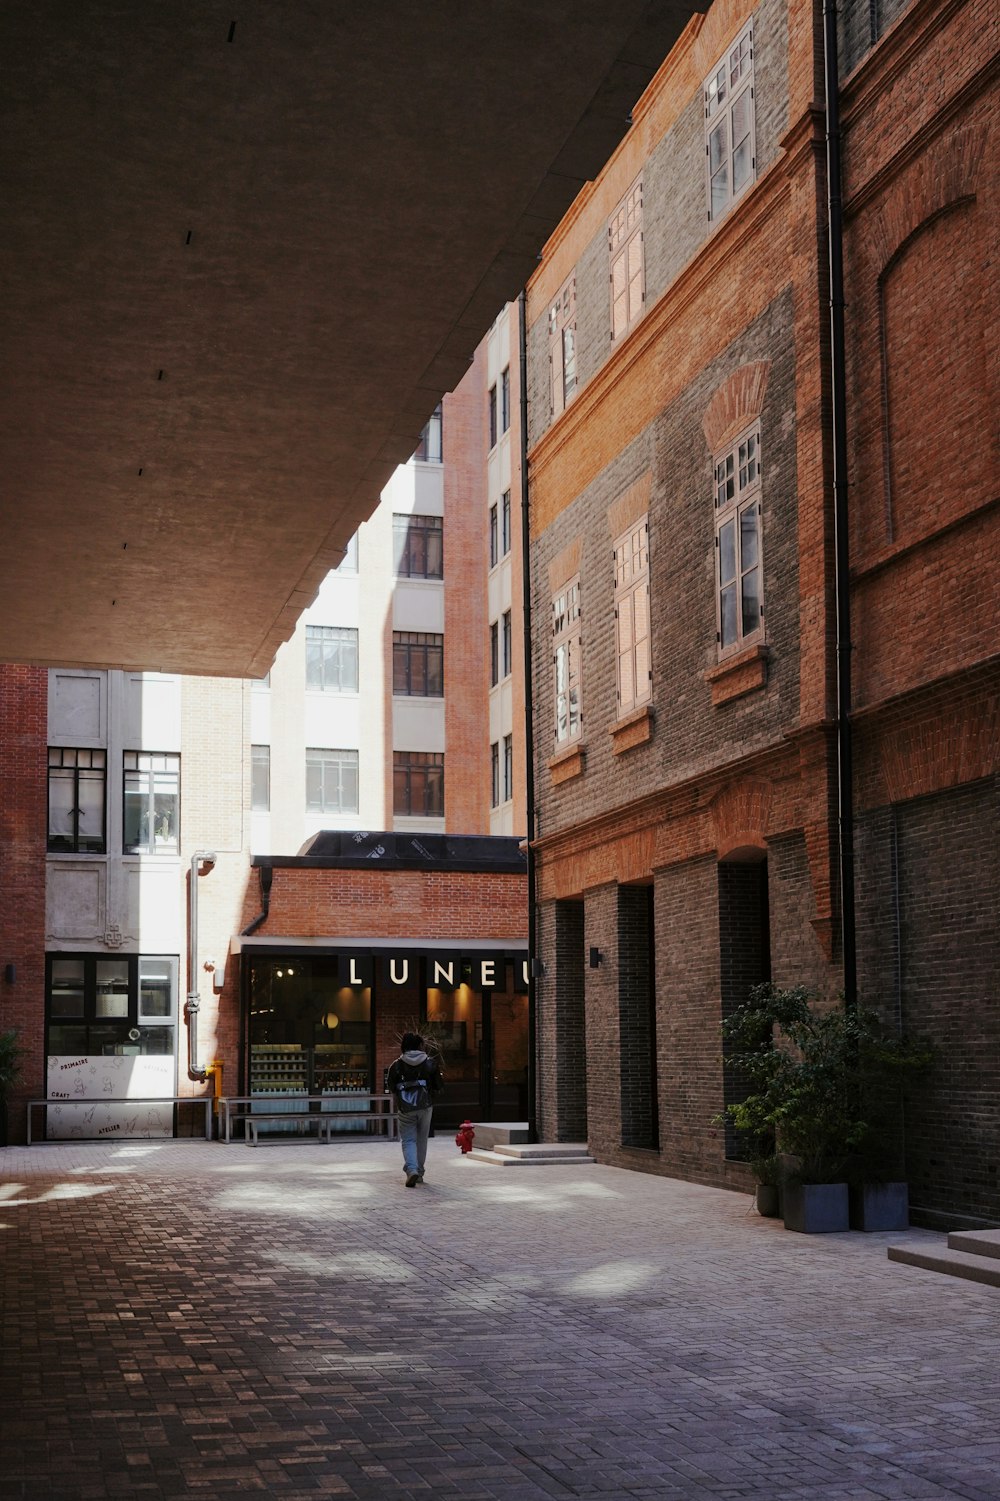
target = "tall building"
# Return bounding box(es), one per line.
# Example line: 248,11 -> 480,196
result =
523,0 -> 998,1225
0,353 -> 530,1144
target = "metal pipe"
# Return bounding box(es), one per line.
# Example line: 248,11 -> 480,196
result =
823,0 -> 858,1010
241,863 -> 273,937
518,290 -> 538,1140
186,850 -> 216,1080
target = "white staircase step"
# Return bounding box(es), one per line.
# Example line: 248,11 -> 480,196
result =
466,1143 -> 595,1167
949,1228 -> 1000,1260
495,1143 -> 591,1160
888,1243 -> 1000,1289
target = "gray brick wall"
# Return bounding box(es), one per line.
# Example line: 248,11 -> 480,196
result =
527,0 -> 791,448
531,290 -> 798,845
718,860 -> 771,1160
536,898 -> 588,1142
855,777 -> 1000,1226
618,884 -> 659,1150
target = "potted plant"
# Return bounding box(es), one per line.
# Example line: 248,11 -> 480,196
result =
0,1028 -> 26,1149
718,985 -> 931,1234
749,1151 -> 781,1218
846,1023 -> 932,1231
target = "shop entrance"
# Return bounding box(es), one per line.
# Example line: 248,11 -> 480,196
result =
424,970 -> 529,1128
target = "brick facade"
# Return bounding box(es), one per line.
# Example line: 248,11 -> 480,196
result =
0,666 -> 47,1142
526,0 -> 998,1222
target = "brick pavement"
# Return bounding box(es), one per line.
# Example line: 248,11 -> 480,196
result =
1,1138 -> 999,1501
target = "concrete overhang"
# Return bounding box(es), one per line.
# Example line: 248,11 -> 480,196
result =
1,0 -> 701,678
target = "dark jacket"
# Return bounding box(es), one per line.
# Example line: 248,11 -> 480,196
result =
386,1048 -> 443,1111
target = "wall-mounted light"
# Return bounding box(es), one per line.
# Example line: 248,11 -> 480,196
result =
589,947 -> 603,969
325,1013 -> 340,1031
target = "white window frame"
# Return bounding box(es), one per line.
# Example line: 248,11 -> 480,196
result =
548,274 -> 577,416
552,577 -> 582,747
714,423 -> 764,657
306,748 -> 360,815
614,517 -> 651,716
305,625 -> 359,694
704,21 -> 756,223
251,744 -> 270,811
609,179 -> 644,342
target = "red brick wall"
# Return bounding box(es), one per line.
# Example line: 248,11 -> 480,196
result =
0,666 -> 47,1143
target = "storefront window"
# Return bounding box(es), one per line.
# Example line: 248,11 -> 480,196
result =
45,954 -> 178,1055
247,956 -> 373,1097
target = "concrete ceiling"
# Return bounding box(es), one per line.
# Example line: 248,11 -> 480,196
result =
1,1 -> 700,678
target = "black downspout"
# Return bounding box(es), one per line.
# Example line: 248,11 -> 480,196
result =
823,0 -> 858,1010
241,864 -> 273,937
518,291 -> 538,1139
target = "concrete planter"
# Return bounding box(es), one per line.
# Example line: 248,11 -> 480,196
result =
755,1183 -> 780,1217
850,1182 -> 909,1232
783,1181 -> 849,1233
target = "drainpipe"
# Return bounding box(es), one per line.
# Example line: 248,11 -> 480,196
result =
186,850 -> 217,1081
518,290 -> 538,1139
823,0 -> 857,1011
241,863 -> 273,937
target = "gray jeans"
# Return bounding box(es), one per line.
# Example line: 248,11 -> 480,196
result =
398,1106 -> 433,1176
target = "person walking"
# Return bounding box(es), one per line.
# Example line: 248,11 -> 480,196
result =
386,1032 -> 444,1187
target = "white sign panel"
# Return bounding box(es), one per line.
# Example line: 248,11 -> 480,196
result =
46,1054 -> 175,1139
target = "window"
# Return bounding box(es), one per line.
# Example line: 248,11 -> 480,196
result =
393,752 -> 444,818
251,745 -> 270,811
46,953 -> 178,1057
393,631 -> 444,696
489,503 -> 499,568
306,625 -> 359,693
491,741 -> 500,808
548,274 -> 578,415
336,533 -> 359,573
501,490 -> 512,556
393,513 -> 443,579
705,22 -> 755,222
306,748 -> 359,815
490,620 -> 499,688
501,367 -> 511,433
502,609 -> 513,679
552,579 -> 582,745
503,733 -> 514,803
614,517 -> 651,715
47,748 -> 106,853
123,752 -> 179,854
414,402 -> 443,463
715,424 -> 763,654
488,384 -> 498,448
609,179 -> 644,341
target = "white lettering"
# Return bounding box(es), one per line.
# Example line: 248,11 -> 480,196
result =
479,959 -> 496,989
522,959 -> 530,988
389,959 -> 409,985
432,960 -> 455,988
349,957 -> 364,986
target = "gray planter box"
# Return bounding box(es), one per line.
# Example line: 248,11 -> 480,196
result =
783,1181 -> 849,1233
850,1181 -> 909,1232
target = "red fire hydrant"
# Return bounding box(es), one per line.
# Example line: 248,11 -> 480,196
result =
455,1120 -> 476,1154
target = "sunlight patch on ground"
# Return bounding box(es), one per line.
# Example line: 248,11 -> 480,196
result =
0,1182 -> 118,1206
0,1183 -> 27,1200
262,1249 -> 413,1283
564,1258 -> 660,1296
214,1181 -> 372,1217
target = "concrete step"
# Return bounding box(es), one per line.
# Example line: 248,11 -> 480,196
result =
466,1144 -> 595,1167
888,1243 -> 1000,1289
949,1228 -> 1000,1260
468,1122 -> 532,1151
495,1143 -> 591,1160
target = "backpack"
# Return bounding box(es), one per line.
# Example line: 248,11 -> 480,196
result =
393,1057 -> 437,1113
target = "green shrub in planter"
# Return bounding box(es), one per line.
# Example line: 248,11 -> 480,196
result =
716,984 -> 932,1215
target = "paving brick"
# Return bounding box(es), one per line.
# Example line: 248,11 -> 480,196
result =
2,1140 -> 1000,1499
